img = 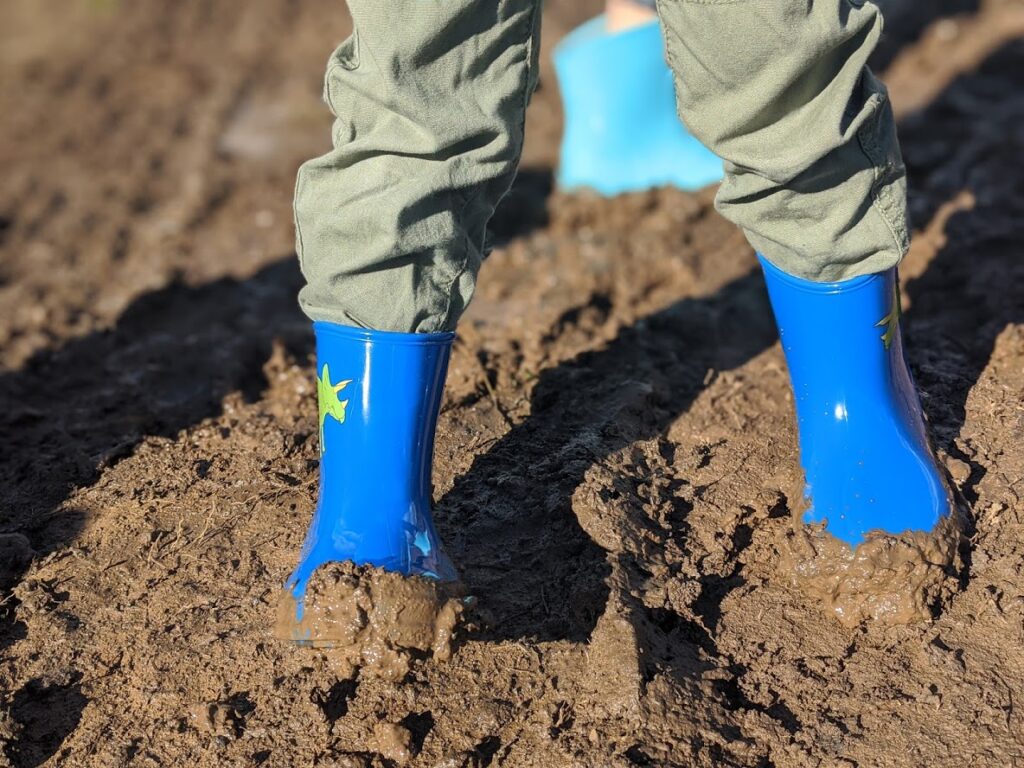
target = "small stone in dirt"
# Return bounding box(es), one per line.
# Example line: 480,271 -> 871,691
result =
943,455 -> 971,486
372,721 -> 414,765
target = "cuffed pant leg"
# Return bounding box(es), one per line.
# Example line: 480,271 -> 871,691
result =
655,0 -> 909,281
295,0 -> 542,332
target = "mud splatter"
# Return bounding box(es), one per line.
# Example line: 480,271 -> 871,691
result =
275,562 -> 467,681
779,512 -> 965,626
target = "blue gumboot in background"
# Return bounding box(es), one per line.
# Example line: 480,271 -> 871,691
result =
283,322 -> 458,609
758,255 -> 953,546
553,16 -> 724,195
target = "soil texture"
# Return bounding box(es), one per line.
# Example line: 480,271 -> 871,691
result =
2,0 -> 1024,766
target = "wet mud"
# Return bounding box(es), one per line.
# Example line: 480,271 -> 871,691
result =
275,563 -> 466,681
3,0 -> 1024,766
780,513 -> 966,626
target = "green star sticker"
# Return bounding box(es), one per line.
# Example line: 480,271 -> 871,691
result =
317,364 -> 352,455
875,282 -> 902,350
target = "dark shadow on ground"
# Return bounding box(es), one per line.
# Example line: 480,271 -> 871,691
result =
437,268 -> 778,643
4,677 -> 88,768
871,0 -> 982,72
900,39 -> 1024,497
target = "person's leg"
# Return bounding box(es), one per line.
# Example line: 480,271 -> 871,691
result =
280,0 -> 542,636
655,0 -> 907,282
295,0 -> 542,334
655,0 -> 951,545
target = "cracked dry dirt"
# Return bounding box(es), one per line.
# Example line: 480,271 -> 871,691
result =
2,1 -> 1024,766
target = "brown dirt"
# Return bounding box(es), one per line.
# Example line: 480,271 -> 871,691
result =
275,563 -> 467,682
1,0 -> 1023,766
779,512 -> 966,627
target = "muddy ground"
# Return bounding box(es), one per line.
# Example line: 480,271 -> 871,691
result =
2,0 -> 1024,766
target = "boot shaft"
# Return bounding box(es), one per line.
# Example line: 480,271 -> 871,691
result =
286,323 -> 456,600
759,255 -> 951,544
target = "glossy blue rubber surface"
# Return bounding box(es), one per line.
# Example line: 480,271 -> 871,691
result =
284,322 -> 457,606
759,255 -> 952,545
553,16 -> 724,195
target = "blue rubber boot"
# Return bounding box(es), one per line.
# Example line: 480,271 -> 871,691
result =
553,16 -> 724,195
282,322 -> 458,610
759,255 -> 953,546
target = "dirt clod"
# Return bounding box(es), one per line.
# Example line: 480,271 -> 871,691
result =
780,514 -> 965,626
0,533 -> 33,586
372,721 -> 415,765
275,562 -> 466,681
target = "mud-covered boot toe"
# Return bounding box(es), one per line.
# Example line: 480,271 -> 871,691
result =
277,323 -> 458,643
759,255 -> 953,546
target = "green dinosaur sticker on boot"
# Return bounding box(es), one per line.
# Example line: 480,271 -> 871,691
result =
317,364 -> 352,455
875,282 -> 902,350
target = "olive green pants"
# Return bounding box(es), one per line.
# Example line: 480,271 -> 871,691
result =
295,0 -> 908,333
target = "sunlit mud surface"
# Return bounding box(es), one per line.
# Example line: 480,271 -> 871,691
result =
780,511 -> 966,627
2,0 -> 1024,766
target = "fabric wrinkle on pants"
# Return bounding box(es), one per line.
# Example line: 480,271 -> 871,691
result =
655,0 -> 909,282
294,0 -> 910,332
294,0 -> 542,333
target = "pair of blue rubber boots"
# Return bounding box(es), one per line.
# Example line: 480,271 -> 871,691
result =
277,17 -> 952,631
280,260 -> 952,627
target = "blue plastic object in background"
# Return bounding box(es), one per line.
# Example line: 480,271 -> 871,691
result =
283,322 -> 458,607
553,16 -> 724,195
758,255 -> 952,546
